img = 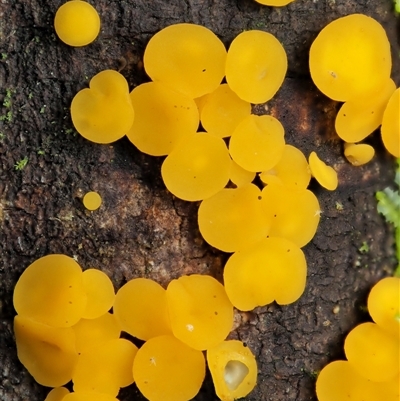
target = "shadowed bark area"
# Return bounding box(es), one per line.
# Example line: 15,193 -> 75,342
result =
0,0 -> 399,400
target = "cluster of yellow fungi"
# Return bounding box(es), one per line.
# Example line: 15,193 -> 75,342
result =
316,277 -> 400,401
13,255 -> 257,401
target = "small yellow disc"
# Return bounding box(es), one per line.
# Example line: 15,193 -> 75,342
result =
83,191 -> 102,211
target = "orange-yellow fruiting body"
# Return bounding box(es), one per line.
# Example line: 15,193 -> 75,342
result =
254,0 -> 295,4
207,340 -> 258,401
368,277 -> 400,338
200,84 -> 251,138
144,24 -> 227,99
344,322 -> 399,382
343,143 -> 375,166
309,14 -> 391,102
83,191 -> 102,211
308,151 -> 338,191
229,115 -> 285,172
113,278 -> 171,341
71,70 -> 134,144
224,237 -> 307,311
63,392 -> 119,401
132,335 -> 206,401
381,88 -> 400,157
229,160 -> 256,188
166,275 -> 233,350
226,30 -> 287,104
54,1 -> 100,47
261,183 -> 320,247
73,338 -> 138,396
161,132 -> 231,201
13,254 -> 86,328
198,184 -> 270,253
335,79 -> 396,143
259,144 -> 311,189
14,315 -> 78,387
44,387 -> 70,401
81,268 -> 115,319
72,313 -> 121,354
127,82 -> 199,156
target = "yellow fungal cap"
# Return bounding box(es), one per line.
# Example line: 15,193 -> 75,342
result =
83,191 -> 102,211
226,30 -> 287,104
207,340 -> 257,401
229,160 -> 256,187
54,1 -> 100,47
144,23 -> 227,99
44,387 -> 70,401
344,143 -> 375,166
254,0 -> 295,5
308,151 -> 338,191
71,70 -> 134,144
309,14 -> 392,101
13,254 -> 87,328
132,335 -> 205,401
166,275 -> 233,351
14,315 -> 78,387
381,88 -> 400,157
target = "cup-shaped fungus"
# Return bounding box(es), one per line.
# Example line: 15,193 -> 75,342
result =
229,160 -> 256,188
71,70 -> 134,144
13,254 -> 87,328
14,315 -> 78,387
229,115 -> 285,173
226,30 -> 287,104
166,275 -> 233,350
224,237 -> 307,311
72,338 -> 138,396
367,277 -> 400,338
72,313 -> 121,354
81,268 -> 115,319
133,335 -> 205,401
127,82 -> 199,156
45,387 -> 70,401
200,84 -> 251,138
113,278 -> 171,341
161,132 -> 231,201
198,184 -> 270,253
261,183 -> 320,247
344,322 -> 399,382
54,1 -> 100,47
309,14 -> 391,102
144,23 -> 226,99
207,340 -> 257,401
83,191 -> 102,211
308,151 -> 338,191
343,143 -> 375,166
381,88 -> 400,158
259,144 -> 311,190
254,0 -> 295,5
335,79 -> 396,143
63,392 -> 119,401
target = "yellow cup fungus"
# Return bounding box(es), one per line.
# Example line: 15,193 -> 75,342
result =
132,335 -> 206,401
72,338 -> 138,396
229,160 -> 256,188
223,237 -> 307,311
71,70 -> 134,144
63,392 -> 119,401
83,191 -> 102,211
261,183 -> 320,248
14,315 -> 78,387
54,1 -> 100,47
367,277 -> 400,338
254,0 -> 295,5
226,30 -> 287,104
343,143 -> 375,166
81,268 -> 115,319
207,340 -> 258,401
381,88 -> 400,158
198,184 -> 270,253
127,82 -> 199,156
259,144 -> 311,189
166,275 -> 233,351
44,387 -> 70,401
200,84 -> 251,138
144,23 -> 227,99
309,14 -> 391,102
335,79 -> 396,143
229,114 -> 285,173
13,254 -> 87,328
344,322 -> 399,382
113,278 -> 171,341
161,132 -> 231,201
309,151 -> 338,191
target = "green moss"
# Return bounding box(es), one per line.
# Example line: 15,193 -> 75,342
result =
14,157 -> 28,171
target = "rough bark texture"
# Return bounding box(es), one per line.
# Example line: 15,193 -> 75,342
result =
0,0 -> 399,400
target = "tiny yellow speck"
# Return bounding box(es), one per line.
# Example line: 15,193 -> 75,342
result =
83,191 -> 102,211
